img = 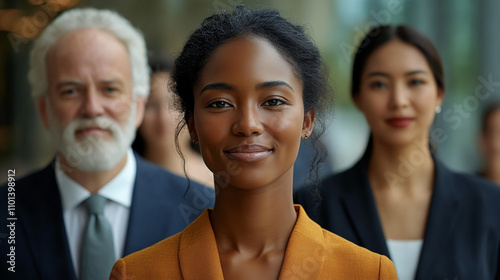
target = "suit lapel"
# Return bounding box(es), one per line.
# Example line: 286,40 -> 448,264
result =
19,163 -> 76,280
279,206 -> 324,279
123,155 -> 158,256
340,150 -> 390,257
124,155 -> 189,255
415,158 -> 460,279
178,210 -> 224,278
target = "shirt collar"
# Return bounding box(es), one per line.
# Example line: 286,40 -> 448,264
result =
56,148 -> 137,211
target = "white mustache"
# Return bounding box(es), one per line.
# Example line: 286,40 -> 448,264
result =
67,117 -> 120,139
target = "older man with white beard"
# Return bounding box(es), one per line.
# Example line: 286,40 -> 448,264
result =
0,8 -> 214,280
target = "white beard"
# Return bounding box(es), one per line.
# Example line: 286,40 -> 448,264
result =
46,99 -> 137,172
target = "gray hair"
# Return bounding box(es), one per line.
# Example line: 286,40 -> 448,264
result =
28,8 -> 150,99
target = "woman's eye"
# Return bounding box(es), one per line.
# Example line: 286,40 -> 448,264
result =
208,100 -> 231,108
370,81 -> 386,89
263,99 -> 284,106
106,87 -> 118,93
409,79 -> 424,86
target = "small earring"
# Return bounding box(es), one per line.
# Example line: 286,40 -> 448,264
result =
303,133 -> 309,139
192,137 -> 198,143
435,106 -> 442,114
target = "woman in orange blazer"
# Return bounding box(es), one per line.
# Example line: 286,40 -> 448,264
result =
111,6 -> 397,279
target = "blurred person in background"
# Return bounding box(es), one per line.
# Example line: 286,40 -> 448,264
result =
0,8 -> 213,280
111,6 -> 396,279
132,54 -> 214,188
479,103 -> 500,186
296,25 -> 500,280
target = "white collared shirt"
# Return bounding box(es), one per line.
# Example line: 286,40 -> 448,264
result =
55,149 -> 136,277
386,239 -> 424,280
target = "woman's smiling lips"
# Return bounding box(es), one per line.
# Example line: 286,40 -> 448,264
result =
386,117 -> 414,128
224,144 -> 273,162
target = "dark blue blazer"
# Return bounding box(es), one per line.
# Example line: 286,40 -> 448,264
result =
0,154 -> 215,280
295,148 -> 500,280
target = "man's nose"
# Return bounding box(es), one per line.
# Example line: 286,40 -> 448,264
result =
80,88 -> 105,118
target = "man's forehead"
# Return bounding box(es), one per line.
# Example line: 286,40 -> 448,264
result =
45,28 -> 131,80
46,28 -> 128,61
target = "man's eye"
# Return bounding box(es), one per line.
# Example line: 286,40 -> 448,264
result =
62,88 -> 77,95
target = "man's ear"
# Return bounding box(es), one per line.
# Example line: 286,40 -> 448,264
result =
134,96 -> 145,128
302,109 -> 315,138
37,97 -> 49,129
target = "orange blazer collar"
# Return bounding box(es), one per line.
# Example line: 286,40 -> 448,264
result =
178,205 -> 325,279
179,208 -> 224,279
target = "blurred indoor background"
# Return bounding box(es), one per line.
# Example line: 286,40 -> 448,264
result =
1,0 -> 499,182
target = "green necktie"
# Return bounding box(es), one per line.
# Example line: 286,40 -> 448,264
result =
80,194 -> 116,280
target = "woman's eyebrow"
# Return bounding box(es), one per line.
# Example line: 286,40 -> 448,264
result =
200,80 -> 294,94
366,70 -> 428,78
366,71 -> 389,78
256,80 -> 294,92
200,83 -> 235,95
405,70 -> 428,76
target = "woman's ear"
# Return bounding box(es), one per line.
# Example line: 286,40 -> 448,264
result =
187,115 -> 198,143
353,93 -> 363,112
302,109 -> 315,138
437,88 -> 445,108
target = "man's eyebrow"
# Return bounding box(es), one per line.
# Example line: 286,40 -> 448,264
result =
256,81 -> 294,92
100,78 -> 125,85
200,83 -> 235,95
56,80 -> 84,89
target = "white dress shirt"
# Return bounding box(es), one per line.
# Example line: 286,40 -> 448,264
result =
386,239 -> 424,280
55,149 -> 136,277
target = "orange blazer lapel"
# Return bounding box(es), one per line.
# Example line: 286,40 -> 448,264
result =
179,210 -> 224,279
279,206 -> 325,279
279,206 -> 397,279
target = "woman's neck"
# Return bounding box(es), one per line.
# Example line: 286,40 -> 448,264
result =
368,137 -> 435,192
210,170 -> 297,257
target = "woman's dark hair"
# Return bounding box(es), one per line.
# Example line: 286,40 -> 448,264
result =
132,53 -> 174,156
148,53 -> 174,74
351,25 -> 445,97
171,6 -> 334,191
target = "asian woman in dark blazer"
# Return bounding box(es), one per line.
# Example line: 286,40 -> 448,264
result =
295,25 -> 500,280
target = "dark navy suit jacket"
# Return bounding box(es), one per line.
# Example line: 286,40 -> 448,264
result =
295,148 -> 500,280
0,154 -> 215,280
